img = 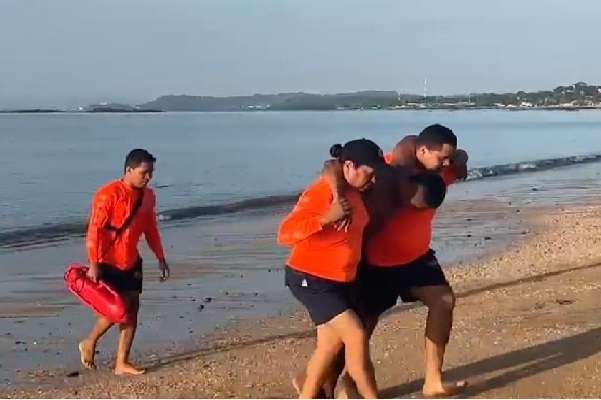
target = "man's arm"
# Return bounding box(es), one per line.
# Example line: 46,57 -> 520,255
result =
389,135 -> 419,166
446,148 -> 469,183
390,165 -> 416,207
321,159 -> 346,201
144,190 -> 166,261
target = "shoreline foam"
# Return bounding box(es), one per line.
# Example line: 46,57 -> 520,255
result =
3,151 -> 601,250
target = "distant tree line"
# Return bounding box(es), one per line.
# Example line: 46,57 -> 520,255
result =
134,82 -> 601,111
457,82 -> 601,107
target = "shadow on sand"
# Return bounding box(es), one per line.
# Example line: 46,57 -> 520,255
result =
147,261 -> 601,397
380,325 -> 601,398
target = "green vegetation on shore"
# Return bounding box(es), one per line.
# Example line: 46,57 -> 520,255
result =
138,82 -> 601,112
3,82 -> 601,113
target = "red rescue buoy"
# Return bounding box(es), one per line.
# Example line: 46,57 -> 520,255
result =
64,263 -> 129,324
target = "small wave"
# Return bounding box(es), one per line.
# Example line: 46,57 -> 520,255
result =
0,194 -> 300,249
157,194 -> 299,221
464,154 -> 601,181
2,153 -> 601,249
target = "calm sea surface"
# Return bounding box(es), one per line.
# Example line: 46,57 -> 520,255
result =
2,110 -> 601,233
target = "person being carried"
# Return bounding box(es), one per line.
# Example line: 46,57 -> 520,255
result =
79,148 -> 171,375
308,124 -> 469,398
277,139 -> 387,399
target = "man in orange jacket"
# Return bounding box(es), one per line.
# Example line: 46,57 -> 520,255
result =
78,148 -> 170,375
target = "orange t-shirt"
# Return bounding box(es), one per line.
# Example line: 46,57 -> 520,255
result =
364,151 -> 458,267
277,178 -> 369,282
86,179 -> 166,270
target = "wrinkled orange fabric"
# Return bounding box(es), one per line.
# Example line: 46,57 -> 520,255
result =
86,179 -> 165,270
278,178 -> 369,282
365,151 -> 458,266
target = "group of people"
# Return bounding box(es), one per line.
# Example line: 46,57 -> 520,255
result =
277,123 -> 469,398
74,123 -> 468,399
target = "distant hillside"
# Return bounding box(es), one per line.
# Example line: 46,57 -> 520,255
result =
0,108 -> 63,114
138,83 -> 601,111
139,91 -> 405,111
49,81 -> 601,113
84,102 -> 162,113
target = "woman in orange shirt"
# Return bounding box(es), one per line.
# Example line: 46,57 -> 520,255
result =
278,138 -> 386,399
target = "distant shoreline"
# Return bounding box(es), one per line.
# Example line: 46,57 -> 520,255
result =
0,108 -> 163,114
1,106 -> 599,114
4,82 -> 601,113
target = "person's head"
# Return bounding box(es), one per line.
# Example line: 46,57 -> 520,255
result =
415,124 -> 457,171
404,172 -> 447,209
123,148 -> 156,189
329,138 -> 386,191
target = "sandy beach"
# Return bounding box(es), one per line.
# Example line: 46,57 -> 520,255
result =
0,196 -> 519,385
1,196 -> 601,398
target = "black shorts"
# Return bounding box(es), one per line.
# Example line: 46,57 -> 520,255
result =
358,249 -> 450,318
100,257 -> 143,294
285,266 -> 358,326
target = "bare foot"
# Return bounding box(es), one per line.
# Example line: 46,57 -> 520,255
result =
292,373 -> 303,396
423,380 -> 469,398
336,375 -> 360,399
292,373 -> 330,398
114,362 -> 146,376
78,340 -> 97,370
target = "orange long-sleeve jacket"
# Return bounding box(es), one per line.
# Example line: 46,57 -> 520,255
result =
277,178 -> 369,282
86,179 -> 166,270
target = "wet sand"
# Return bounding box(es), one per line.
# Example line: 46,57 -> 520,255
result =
0,197 -> 522,388
3,196 -> 601,397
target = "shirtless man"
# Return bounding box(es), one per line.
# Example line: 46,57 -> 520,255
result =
295,124 -> 469,398
79,148 -> 170,375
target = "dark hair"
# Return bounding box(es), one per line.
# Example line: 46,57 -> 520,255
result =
416,124 -> 457,150
329,138 -> 385,167
124,148 -> 156,171
329,143 -> 344,158
409,173 -> 447,208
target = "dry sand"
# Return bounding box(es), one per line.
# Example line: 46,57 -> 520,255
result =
4,201 -> 601,398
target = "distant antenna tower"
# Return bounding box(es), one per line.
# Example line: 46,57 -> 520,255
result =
423,77 -> 427,100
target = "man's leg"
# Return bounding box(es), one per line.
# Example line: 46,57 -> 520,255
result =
114,291 -> 145,375
79,316 -> 113,369
78,262 -> 119,370
410,284 -> 463,396
401,251 -> 465,397
115,259 -> 145,375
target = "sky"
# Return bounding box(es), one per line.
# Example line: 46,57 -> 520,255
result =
0,0 -> 600,108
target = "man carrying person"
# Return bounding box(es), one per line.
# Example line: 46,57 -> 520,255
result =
357,124 -> 468,397
78,148 -> 171,375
